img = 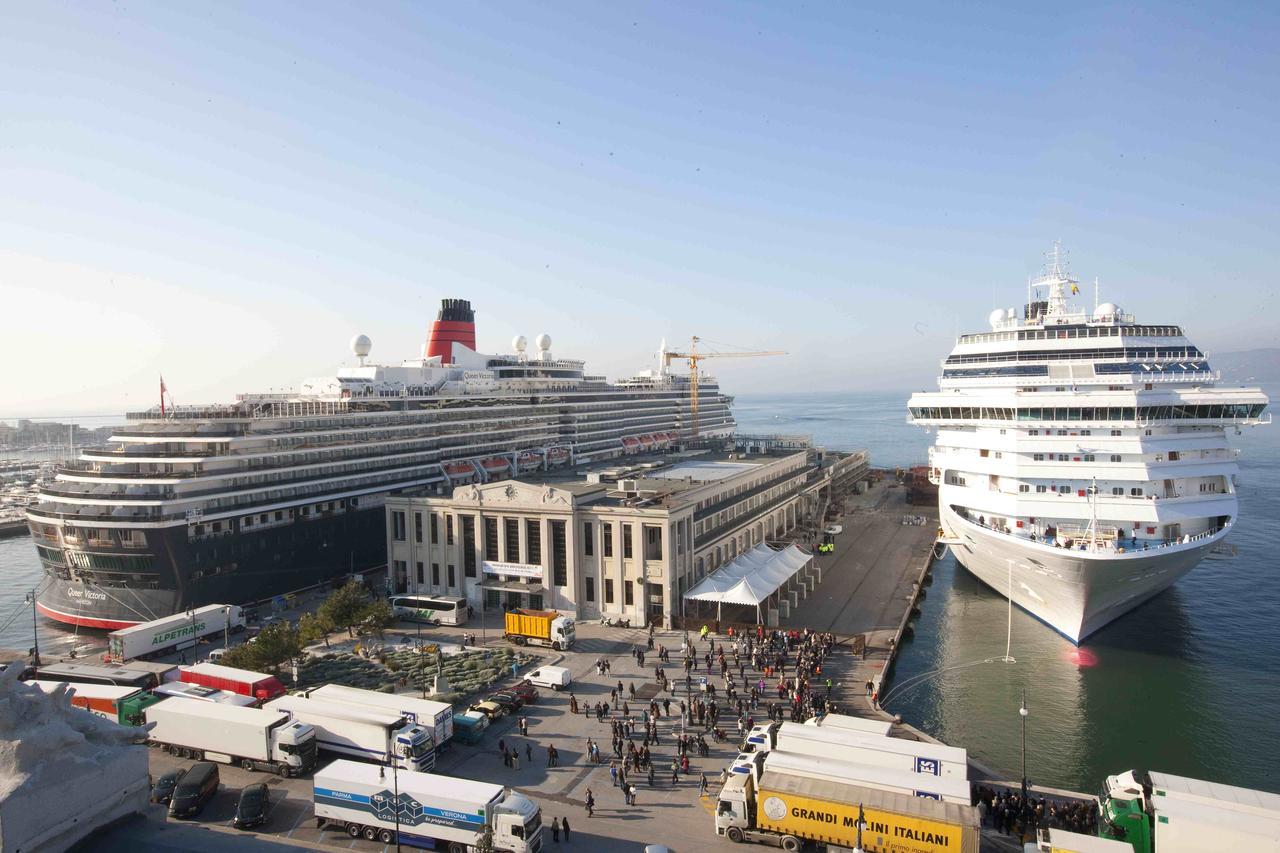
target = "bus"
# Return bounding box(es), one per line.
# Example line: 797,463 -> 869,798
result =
33,662 -> 160,691
389,595 -> 469,626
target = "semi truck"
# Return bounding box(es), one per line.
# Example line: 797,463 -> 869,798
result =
715,766 -> 979,852
107,604 -> 245,662
179,662 -> 286,702
30,680 -> 162,725
306,684 -> 454,751
503,609 -> 576,650
144,696 -> 318,777
1097,768 -> 1280,853
153,681 -> 259,707
314,758 -> 543,852
264,693 -> 434,772
737,721 -> 968,779
803,713 -> 894,737
743,750 -> 971,805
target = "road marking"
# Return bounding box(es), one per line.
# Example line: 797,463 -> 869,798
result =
285,798 -> 308,838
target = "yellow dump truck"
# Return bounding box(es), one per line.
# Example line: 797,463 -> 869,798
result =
716,769 -> 978,852
503,609 -> 576,650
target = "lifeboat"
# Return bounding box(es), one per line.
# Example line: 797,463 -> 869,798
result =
518,451 -> 542,472
665,431 -> 680,442
481,457 -> 510,473
443,461 -> 474,477
546,447 -> 571,465
653,433 -> 671,447
621,437 -> 641,452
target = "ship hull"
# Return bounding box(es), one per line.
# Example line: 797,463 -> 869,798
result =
941,503 -> 1224,643
33,504 -> 390,629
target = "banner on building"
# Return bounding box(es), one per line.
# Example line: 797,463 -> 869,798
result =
482,560 -> 544,580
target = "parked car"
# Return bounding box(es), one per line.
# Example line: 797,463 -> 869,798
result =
510,681 -> 539,704
468,700 -> 506,719
168,761 -> 219,819
486,692 -> 522,713
150,769 -> 185,805
233,782 -> 271,829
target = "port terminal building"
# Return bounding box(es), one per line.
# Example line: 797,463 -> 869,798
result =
385,441 -> 867,627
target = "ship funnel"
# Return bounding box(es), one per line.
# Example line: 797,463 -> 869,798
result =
424,298 -> 477,363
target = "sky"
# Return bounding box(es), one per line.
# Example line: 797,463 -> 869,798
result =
2,2 -> 1278,418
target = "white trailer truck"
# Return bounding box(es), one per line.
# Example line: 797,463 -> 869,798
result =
265,693 -> 433,772
735,720 -> 968,779
745,750 -> 972,805
306,684 -> 454,751
144,696 -> 318,776
108,604 -> 245,662
313,758 -> 543,852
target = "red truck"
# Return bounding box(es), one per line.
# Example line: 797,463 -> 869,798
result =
179,662 -> 286,703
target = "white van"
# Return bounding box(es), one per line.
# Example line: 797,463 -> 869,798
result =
524,665 -> 572,691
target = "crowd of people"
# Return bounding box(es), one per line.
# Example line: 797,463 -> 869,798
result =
973,784 -> 1099,837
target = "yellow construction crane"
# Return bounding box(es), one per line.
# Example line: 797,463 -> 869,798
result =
663,336 -> 786,437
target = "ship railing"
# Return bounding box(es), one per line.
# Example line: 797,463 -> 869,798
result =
936,370 -> 1221,386
960,512 -> 1226,554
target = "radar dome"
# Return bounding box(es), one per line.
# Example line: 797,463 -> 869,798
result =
988,308 -> 1006,329
535,333 -> 552,351
350,334 -> 372,358
1094,302 -> 1120,320
513,335 -> 528,354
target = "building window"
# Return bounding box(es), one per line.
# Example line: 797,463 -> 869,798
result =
1019,484 -> 1030,493
605,579 -> 614,604
447,564 -> 456,587
485,517 -> 499,562
583,522 -> 594,557
1110,454 -> 1122,462
414,513 -> 423,543
446,516 -> 454,546
416,562 -> 424,585
623,524 -> 633,559
1033,454 -> 1045,461
505,519 -> 520,562
603,523 -> 613,558
585,576 -> 595,602
526,520 -> 541,566
430,514 -> 439,544
643,525 -> 662,561
624,580 -> 634,606
1036,485 -> 1047,493
432,563 -> 440,585
1130,488 -> 1144,496
462,516 -> 477,578
1112,487 -> 1124,496
551,520 -> 567,587
392,511 -> 406,541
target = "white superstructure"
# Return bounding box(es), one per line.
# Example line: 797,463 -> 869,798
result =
908,246 -> 1269,642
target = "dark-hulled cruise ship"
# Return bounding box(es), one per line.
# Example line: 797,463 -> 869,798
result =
27,300 -> 734,628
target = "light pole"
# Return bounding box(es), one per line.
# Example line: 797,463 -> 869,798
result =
1020,688 -> 1030,837
224,606 -> 230,650
417,618 -> 426,700
24,589 -> 40,665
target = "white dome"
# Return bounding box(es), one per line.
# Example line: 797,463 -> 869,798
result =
988,308 -> 1006,329
350,334 -> 372,358
1094,302 -> 1120,320
512,335 -> 528,353
535,333 -> 552,351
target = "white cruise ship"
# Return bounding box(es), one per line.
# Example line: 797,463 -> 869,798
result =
907,247 -> 1269,642
27,299 -> 734,629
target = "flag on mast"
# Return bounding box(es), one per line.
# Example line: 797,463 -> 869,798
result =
160,374 -> 167,417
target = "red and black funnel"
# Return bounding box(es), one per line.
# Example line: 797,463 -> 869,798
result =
424,298 -> 476,363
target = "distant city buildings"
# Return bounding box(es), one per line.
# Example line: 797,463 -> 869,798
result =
0,420 -> 115,452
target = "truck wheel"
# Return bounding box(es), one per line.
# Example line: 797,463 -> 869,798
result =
276,764 -> 291,778
362,825 -> 378,841
781,836 -> 802,852
378,829 -> 394,844
726,827 -> 744,843
241,759 -> 255,771
346,823 -> 362,838
552,641 -> 561,651
448,843 -> 467,853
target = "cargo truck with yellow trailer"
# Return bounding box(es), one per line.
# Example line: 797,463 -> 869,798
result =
716,768 -> 979,852
503,608 -> 575,650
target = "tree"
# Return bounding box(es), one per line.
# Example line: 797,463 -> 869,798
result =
249,620 -> 302,674
318,580 -> 371,637
474,823 -> 496,853
299,612 -> 334,650
217,642 -> 260,671
360,599 -> 395,641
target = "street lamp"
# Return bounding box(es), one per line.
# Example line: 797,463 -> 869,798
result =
1020,688 -> 1030,837
24,589 -> 40,666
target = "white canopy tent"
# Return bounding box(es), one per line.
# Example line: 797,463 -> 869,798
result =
683,543 -> 814,624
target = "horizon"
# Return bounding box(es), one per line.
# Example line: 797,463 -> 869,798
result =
3,3 -> 1279,416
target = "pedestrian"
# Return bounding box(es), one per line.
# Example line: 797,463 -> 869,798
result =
610,761 -> 618,787
551,817 -> 560,842
526,743 -> 533,763
584,789 -> 594,818
699,772 -> 708,796
513,749 -> 520,770
629,783 -> 637,807
499,737 -> 506,757
562,816 -> 572,840
519,717 -> 528,736
670,759 -> 680,785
